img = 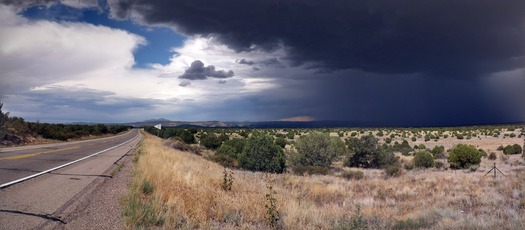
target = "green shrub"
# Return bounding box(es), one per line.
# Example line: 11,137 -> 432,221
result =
292,132 -> 346,168
447,144 -> 482,169
488,152 -> 497,160
503,144 -> 523,155
434,161 -> 445,169
200,134 -> 222,149
238,134 -> 286,173
340,170 -> 364,180
141,180 -> 154,195
274,137 -> 287,148
404,162 -> 415,170
430,145 -> 445,159
223,138 -> 246,154
393,139 -> 413,155
211,145 -> 239,167
413,151 -> 434,168
385,164 -> 402,177
346,135 -> 399,169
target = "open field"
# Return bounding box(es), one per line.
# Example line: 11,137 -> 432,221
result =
124,128 -> 525,229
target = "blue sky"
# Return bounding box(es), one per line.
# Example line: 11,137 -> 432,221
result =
22,3 -> 184,68
1,0 -> 524,126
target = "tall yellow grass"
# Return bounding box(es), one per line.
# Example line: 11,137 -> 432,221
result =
125,132 -> 525,229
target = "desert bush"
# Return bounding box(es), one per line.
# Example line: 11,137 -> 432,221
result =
478,149 -> 488,157
274,136 -> 287,148
393,139 -> 413,155
385,137 -> 392,144
340,170 -> 364,180
510,133 -> 516,138
346,135 -> 399,169
141,179 -> 154,195
265,182 -> 280,228
200,134 -> 222,149
434,161 -> 445,169
404,162 -> 415,170
221,168 -> 234,191
211,145 -> 239,167
164,137 -> 193,152
447,144 -> 482,169
430,145 -> 445,159
291,132 -> 346,168
411,136 -> 417,142
497,145 -> 504,151
223,138 -> 246,153
503,144 -> 522,155
413,151 -> 434,168
385,163 -> 402,177
238,134 -> 286,173
488,152 -> 497,160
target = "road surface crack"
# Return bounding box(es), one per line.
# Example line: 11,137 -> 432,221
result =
0,209 -> 66,224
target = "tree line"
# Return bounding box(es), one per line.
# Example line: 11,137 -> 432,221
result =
1,103 -> 131,146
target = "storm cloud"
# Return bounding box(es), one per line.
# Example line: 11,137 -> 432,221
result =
178,60 -> 234,80
108,0 -> 525,79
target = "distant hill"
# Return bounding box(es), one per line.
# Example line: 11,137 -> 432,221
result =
125,119 -> 374,128
126,118 -> 525,129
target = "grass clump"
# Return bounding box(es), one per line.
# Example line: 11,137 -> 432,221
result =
413,151 -> 434,168
293,165 -> 330,175
340,170 -> 364,180
141,179 -> 154,195
333,205 -> 368,230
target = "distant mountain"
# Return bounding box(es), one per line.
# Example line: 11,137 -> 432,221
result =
125,119 -> 375,128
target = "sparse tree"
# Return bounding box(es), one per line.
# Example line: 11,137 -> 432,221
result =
291,132 -> 346,168
346,135 -> 398,168
238,134 -> 286,173
0,102 -> 8,140
448,144 -> 482,169
413,151 -> 434,168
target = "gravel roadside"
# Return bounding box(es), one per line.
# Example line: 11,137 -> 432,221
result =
40,145 -> 137,230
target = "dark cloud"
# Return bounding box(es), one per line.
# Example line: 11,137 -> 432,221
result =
217,79 -> 227,84
178,60 -> 234,80
3,86 -> 165,123
179,80 -> 191,87
109,0 -> 525,79
237,59 -> 254,66
0,0 -> 100,11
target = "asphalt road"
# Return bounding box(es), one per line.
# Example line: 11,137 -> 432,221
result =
0,129 -> 139,186
0,129 -> 142,229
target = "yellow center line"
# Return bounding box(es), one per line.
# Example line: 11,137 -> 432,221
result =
0,146 -> 81,160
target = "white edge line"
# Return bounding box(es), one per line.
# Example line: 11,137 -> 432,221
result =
0,131 -> 139,189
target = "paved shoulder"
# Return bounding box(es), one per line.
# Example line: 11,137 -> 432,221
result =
0,130 -> 142,229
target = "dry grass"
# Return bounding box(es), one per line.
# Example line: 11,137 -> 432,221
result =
125,132 -> 525,229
